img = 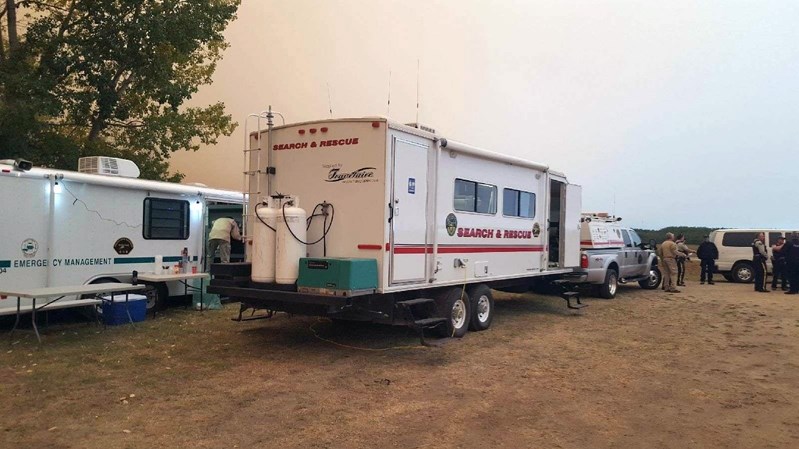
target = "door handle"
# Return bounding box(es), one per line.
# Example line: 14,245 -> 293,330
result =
388,202 -> 394,223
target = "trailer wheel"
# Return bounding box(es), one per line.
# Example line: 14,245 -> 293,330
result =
599,269 -> 618,299
468,284 -> 494,331
638,266 -> 662,290
435,287 -> 470,338
144,283 -> 169,311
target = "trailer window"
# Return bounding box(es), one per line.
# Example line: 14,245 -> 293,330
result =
454,179 -> 497,214
502,189 -> 536,218
143,198 -> 190,240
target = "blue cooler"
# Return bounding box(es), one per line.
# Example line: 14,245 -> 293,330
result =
101,294 -> 147,325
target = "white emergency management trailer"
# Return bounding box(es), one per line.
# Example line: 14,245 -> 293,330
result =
0,158 -> 243,313
208,114 -> 582,338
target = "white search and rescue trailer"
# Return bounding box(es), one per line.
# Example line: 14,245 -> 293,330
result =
208,114 -> 583,338
0,158 -> 243,314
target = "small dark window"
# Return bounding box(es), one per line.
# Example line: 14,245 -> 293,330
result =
502,188 -> 536,218
768,232 -> 783,245
143,198 -> 190,240
721,232 -> 755,248
454,179 -> 497,214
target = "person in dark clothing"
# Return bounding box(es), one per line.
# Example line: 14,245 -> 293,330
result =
752,232 -> 769,293
771,236 -> 788,291
784,232 -> 799,295
696,235 -> 719,285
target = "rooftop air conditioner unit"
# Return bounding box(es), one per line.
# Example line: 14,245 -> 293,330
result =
78,157 -> 140,178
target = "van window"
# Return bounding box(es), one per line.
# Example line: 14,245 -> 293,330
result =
143,198 -> 190,240
502,188 -> 536,218
454,179 -> 497,214
721,232 -> 756,247
769,232 -> 783,245
621,230 -> 632,247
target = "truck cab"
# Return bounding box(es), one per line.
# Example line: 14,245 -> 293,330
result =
576,213 -> 661,298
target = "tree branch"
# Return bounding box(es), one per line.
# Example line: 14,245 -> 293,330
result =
5,0 -> 17,54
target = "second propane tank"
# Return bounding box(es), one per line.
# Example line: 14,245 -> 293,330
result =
251,199 -> 278,283
276,199 -> 307,284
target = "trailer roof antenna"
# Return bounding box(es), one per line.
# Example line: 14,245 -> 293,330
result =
415,59 -> 420,125
326,83 -> 333,118
386,70 -> 392,116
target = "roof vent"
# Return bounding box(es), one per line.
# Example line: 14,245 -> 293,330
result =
78,157 -> 140,178
405,123 -> 436,134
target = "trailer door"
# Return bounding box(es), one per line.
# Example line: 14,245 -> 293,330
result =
562,184 -> 582,268
389,137 -> 428,284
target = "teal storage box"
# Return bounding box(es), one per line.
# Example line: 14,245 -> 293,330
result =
298,258 -> 378,296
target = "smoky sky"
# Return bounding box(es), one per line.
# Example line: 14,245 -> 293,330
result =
171,0 -> 799,229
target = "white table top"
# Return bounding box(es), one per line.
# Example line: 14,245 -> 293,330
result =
137,272 -> 210,282
0,283 -> 146,299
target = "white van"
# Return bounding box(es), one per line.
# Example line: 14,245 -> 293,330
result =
709,229 -> 799,283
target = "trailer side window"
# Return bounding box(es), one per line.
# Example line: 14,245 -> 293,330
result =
143,198 -> 190,240
502,188 -> 536,218
454,179 -> 497,214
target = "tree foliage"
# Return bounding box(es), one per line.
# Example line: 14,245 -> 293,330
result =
0,0 -> 239,181
635,227 -> 718,246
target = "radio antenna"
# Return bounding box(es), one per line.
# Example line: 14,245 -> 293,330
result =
386,70 -> 392,116
326,83 -> 333,117
415,59 -> 420,124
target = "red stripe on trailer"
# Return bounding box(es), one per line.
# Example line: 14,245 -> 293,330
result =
357,244 -> 382,250
388,244 -> 545,254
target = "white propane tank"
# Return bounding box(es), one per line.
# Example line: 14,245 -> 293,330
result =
276,202 -> 307,284
251,202 -> 279,283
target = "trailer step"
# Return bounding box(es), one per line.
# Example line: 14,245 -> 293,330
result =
413,317 -> 447,328
561,291 -> 587,310
395,298 -> 436,307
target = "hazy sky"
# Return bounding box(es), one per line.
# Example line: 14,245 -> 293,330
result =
171,0 -> 799,230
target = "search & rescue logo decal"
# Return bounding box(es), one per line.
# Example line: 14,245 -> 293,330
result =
445,214 -> 458,236
114,238 -> 134,255
532,223 -> 541,237
21,239 -> 39,258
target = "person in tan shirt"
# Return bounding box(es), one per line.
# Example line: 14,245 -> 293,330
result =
659,232 -> 687,293
207,217 -> 242,267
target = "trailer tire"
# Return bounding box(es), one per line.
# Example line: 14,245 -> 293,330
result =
144,283 -> 169,311
599,269 -> 618,299
468,284 -> 494,331
435,287 -> 470,338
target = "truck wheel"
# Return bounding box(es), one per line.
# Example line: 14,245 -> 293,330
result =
732,262 -> 754,283
435,287 -> 471,338
599,269 -> 618,299
638,266 -> 662,290
468,284 -> 494,331
144,283 -> 169,311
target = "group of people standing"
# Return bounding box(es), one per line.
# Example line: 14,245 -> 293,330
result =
658,232 -> 799,294
751,232 -> 799,294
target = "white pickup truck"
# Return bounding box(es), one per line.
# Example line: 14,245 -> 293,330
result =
576,213 -> 661,298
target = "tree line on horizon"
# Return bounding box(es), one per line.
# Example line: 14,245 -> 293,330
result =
634,227 -> 718,246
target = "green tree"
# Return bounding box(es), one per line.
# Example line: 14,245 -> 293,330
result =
0,0 -> 239,181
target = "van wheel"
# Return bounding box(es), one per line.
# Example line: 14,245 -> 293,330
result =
638,266 -> 662,290
144,283 -> 169,311
732,262 -> 754,283
599,269 -> 618,299
468,284 -> 494,331
435,287 -> 470,338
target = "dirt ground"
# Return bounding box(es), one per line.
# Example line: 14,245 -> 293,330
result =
2,263 -> 799,449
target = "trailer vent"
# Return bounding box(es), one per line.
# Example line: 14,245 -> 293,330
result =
78,157 -> 141,178
405,123 -> 436,134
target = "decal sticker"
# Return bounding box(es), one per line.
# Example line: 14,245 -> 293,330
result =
21,238 -> 39,258
114,237 -> 134,255
408,178 -> 416,194
445,213 -> 458,236
323,164 -> 377,183
532,223 -> 541,237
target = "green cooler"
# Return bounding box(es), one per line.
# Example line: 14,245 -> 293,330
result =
297,258 -> 378,297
